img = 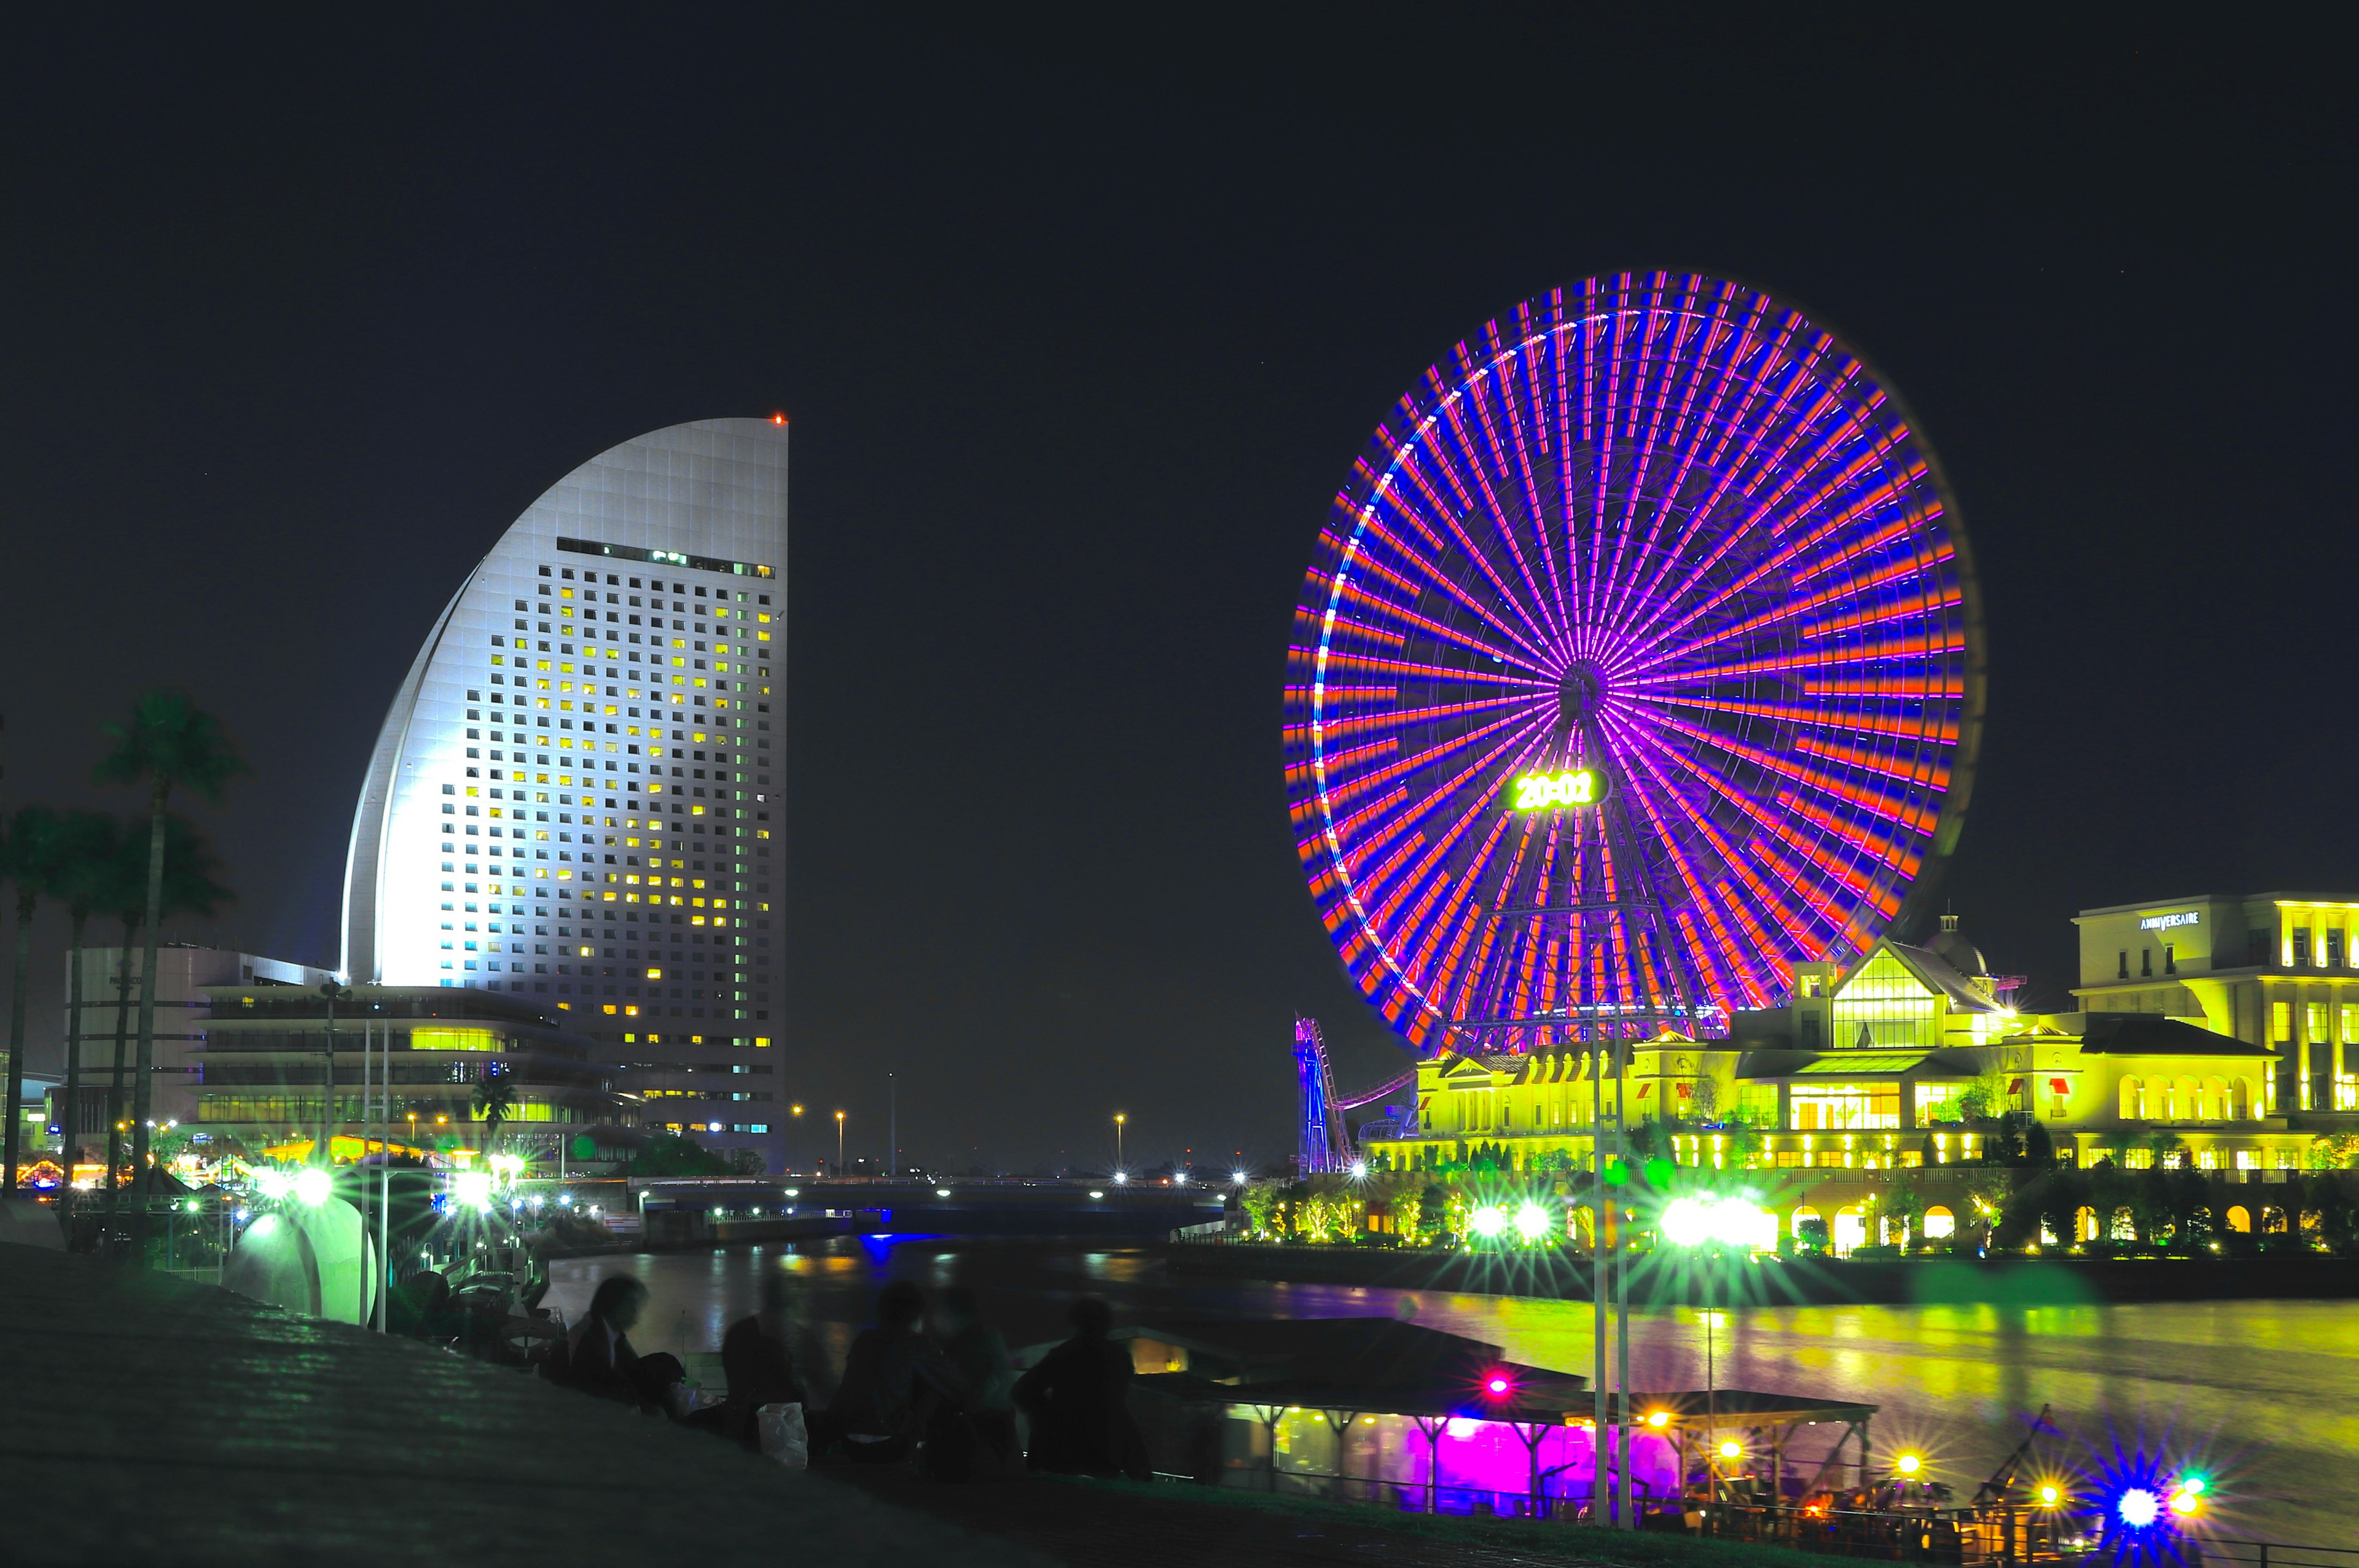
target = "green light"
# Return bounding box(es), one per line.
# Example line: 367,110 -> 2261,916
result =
1468,1204 -> 1509,1239
1506,767 -> 1609,811
1602,1156 -> 1631,1187
1512,1201 -> 1552,1242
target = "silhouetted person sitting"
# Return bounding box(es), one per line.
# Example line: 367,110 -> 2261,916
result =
1012,1297 -> 1149,1480
815,1281 -> 930,1463
918,1285 -> 1020,1481
690,1314 -> 809,1450
557,1274 -> 681,1411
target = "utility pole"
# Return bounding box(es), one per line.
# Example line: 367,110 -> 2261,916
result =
887,1071 -> 896,1179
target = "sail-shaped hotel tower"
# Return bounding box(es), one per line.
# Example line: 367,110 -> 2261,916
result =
343,418 -> 787,1173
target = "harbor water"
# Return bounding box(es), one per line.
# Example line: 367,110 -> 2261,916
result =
545,1239 -> 2359,1544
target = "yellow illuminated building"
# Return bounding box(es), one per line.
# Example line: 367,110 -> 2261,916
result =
1364,912 -> 2317,1177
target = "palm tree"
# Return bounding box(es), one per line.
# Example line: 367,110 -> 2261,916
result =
1,806 -> 66,1199
100,818 -> 231,1204
95,690 -> 248,1184
471,1074 -> 518,1154
51,813 -> 125,1185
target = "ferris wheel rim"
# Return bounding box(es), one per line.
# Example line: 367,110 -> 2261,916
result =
1286,270 -> 1982,1052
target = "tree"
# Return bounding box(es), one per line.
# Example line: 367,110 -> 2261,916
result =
1391,1187 -> 1423,1243
1689,1075 -> 1719,1123
50,813 -> 125,1180
100,819 -> 231,1201
2036,1170 -> 2091,1251
1,806 -> 67,1199
95,689 -> 248,1186
1884,1176 -> 1925,1247
625,1133 -> 730,1177
470,1074 -> 518,1151
2024,1119 -> 2056,1165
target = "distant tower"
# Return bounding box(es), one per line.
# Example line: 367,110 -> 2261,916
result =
342,418 -> 787,1174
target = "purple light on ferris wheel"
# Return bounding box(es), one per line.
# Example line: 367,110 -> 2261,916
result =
1283,272 -> 1984,1054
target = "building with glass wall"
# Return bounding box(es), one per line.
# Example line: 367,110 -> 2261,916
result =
191,984 -> 628,1161
342,418 -> 786,1174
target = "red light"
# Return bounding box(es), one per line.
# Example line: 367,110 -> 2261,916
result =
771,413 -> 786,425
1485,1376 -> 1510,1396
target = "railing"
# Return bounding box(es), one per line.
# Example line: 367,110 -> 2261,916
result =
2203,1542 -> 2359,1568
57,1191 -> 237,1274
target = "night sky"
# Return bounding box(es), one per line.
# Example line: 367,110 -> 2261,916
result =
1,15 -> 2349,1171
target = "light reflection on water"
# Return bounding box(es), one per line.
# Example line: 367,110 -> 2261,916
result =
545,1242 -> 2357,1544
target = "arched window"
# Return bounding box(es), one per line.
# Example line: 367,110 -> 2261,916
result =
2119,1076 -> 2143,1120
2225,1205 -> 2251,1234
1922,1204 -> 1955,1239
2075,1205 -> 2097,1242
1833,1206 -> 1868,1257
2174,1076 -> 2202,1122
2203,1076 -> 2230,1121
2110,1207 -> 2137,1242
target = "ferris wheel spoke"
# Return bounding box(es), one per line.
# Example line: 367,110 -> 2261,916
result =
1314,714 -> 1557,945
1320,543 -> 1539,668
1455,356 -> 1570,642
1643,708 -> 1942,839
1609,365 -> 1836,641
1338,507 -> 1559,669
1399,429 -> 1562,661
1598,724 -> 1782,999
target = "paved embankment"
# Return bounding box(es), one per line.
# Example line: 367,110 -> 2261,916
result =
0,1241 -> 1042,1568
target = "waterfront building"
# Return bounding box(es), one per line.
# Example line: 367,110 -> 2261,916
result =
1362,911 -> 2321,1185
189,983 -> 629,1162
53,943 -> 328,1153
2073,894 -> 2359,1113
341,418 -> 786,1174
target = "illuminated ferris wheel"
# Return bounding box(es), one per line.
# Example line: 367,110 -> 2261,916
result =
1285,272 -> 1983,1056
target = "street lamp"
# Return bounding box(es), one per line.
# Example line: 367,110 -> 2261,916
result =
318,980 -> 353,1166
1114,1112 -> 1125,1175
835,1110 -> 845,1176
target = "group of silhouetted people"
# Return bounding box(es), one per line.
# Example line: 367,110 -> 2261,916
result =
545,1272 -> 1148,1481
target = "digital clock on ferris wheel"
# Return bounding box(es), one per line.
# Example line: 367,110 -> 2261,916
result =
1504,766 -> 1612,812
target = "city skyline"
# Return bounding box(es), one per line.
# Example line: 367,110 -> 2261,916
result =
0,13 -> 2349,1168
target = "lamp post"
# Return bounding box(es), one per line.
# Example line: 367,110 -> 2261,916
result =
791,1104 -> 804,1176
835,1110 -> 845,1176
1114,1112 -> 1125,1174
318,980 -> 351,1168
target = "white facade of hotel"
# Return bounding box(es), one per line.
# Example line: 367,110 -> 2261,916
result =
343,418 -> 786,1171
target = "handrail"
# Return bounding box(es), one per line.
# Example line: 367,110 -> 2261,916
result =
2204,1542 -> 2359,1568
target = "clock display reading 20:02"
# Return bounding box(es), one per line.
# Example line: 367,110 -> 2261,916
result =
1506,766 -> 1610,812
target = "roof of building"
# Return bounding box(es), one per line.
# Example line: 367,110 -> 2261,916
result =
1876,940 -> 2006,1015
1793,1053 -> 1935,1075
2076,1014 -> 2278,1057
